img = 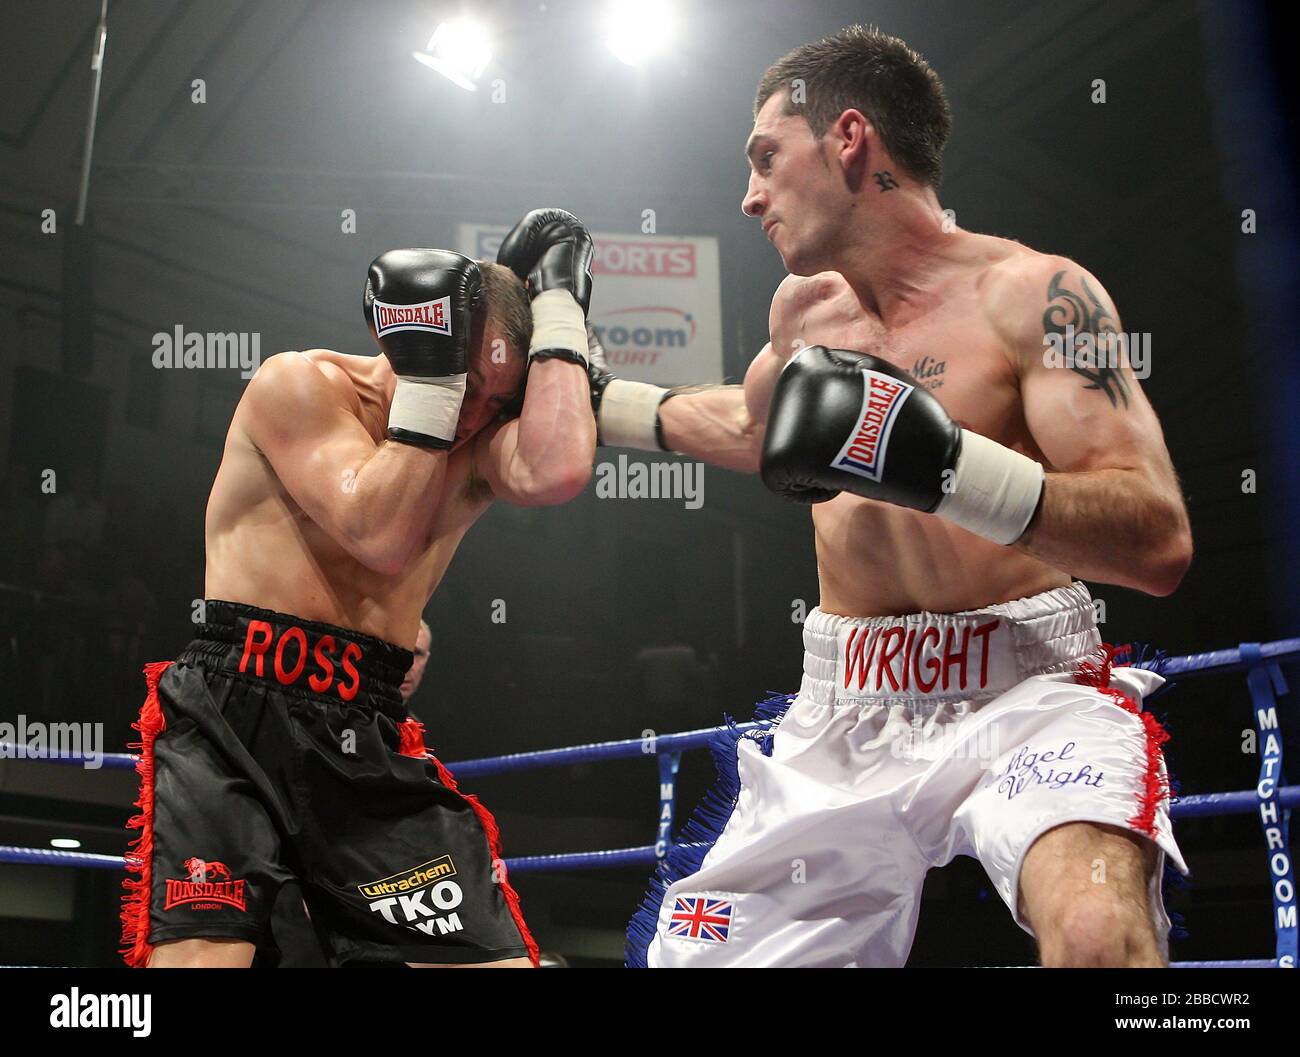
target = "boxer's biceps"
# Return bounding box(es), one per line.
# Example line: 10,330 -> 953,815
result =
1021,351 -> 1167,480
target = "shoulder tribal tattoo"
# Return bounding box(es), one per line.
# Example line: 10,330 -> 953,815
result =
1041,270 -> 1130,409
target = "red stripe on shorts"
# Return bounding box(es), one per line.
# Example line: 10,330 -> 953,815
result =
399,718 -> 540,968
120,660 -> 172,968
1073,644 -> 1171,838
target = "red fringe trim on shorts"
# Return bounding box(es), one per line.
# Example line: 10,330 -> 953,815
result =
397,716 -> 428,758
401,720 -> 540,967
120,661 -> 172,968
1073,644 -> 1171,838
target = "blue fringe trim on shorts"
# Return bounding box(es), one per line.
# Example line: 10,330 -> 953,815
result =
623,651 -> 1191,963
624,692 -> 795,968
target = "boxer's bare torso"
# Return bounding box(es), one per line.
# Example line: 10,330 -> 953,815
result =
739,231 -> 1165,617
205,349 -> 493,647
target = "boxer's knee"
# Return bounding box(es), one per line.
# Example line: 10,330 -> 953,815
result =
1036,888 -> 1162,967
1021,821 -> 1165,967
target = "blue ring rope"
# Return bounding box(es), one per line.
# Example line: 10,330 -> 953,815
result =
1,634 -> 1295,965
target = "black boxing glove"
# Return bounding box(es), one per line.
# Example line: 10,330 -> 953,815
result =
497,207 -> 594,310
497,208 -> 593,367
761,346 -> 1044,544
364,248 -> 480,449
585,324 -> 677,449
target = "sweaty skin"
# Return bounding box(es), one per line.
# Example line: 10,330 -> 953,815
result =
657,88 -> 1189,619
158,322 -> 593,970
663,243 -> 1187,617
650,73 -> 1188,969
760,258 -> 1064,616
204,329 -> 594,649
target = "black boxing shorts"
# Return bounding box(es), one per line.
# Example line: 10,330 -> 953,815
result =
120,600 -> 538,967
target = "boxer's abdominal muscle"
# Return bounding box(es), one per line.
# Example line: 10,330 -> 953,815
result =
770,277 -> 1069,619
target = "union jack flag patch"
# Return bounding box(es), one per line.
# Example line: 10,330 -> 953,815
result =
668,895 -> 733,943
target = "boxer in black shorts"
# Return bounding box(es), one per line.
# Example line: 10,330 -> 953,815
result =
122,210 -> 598,967
123,603 -> 532,965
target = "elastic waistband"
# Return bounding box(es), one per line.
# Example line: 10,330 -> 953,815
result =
801,582 -> 1100,708
178,600 -> 413,711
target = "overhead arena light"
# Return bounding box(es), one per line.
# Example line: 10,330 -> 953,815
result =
412,19 -> 492,91
605,0 -> 675,67
50,838 -> 82,849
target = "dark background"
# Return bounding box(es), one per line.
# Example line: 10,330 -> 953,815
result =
0,0 -> 1296,967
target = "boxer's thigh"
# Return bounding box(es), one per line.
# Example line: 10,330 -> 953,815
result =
639,701 -> 930,968
953,673 -> 1181,938
288,703 -> 531,966
1017,818 -> 1160,954
139,666 -> 291,954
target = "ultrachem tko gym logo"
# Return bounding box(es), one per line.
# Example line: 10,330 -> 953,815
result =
359,855 -> 467,938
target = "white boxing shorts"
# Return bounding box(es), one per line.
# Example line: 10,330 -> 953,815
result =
627,582 -> 1187,968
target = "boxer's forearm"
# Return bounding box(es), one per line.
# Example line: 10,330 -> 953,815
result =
658,386 -> 762,473
504,359 -> 596,502
244,353 -> 448,576
1014,468 -> 1192,596
333,442 -> 448,573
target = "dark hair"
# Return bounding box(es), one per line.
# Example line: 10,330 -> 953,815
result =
475,261 -> 532,358
754,25 -> 952,187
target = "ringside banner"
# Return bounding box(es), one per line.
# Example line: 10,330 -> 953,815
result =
459,224 -> 723,385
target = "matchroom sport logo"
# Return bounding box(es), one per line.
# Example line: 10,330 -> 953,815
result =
472,231 -> 697,279
589,306 -> 696,367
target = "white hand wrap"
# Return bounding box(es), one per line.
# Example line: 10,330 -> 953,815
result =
389,374 -> 467,445
598,378 -> 669,451
529,288 -> 588,363
934,429 -> 1044,545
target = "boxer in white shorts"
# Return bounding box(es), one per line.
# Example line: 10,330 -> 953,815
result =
628,584 -> 1186,967
589,27 -> 1193,967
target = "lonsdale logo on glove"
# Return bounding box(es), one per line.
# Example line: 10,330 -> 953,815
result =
832,369 -> 914,483
371,296 -> 453,339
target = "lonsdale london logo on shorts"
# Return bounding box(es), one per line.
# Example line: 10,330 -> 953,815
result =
163,858 -> 248,912
358,855 -> 467,937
